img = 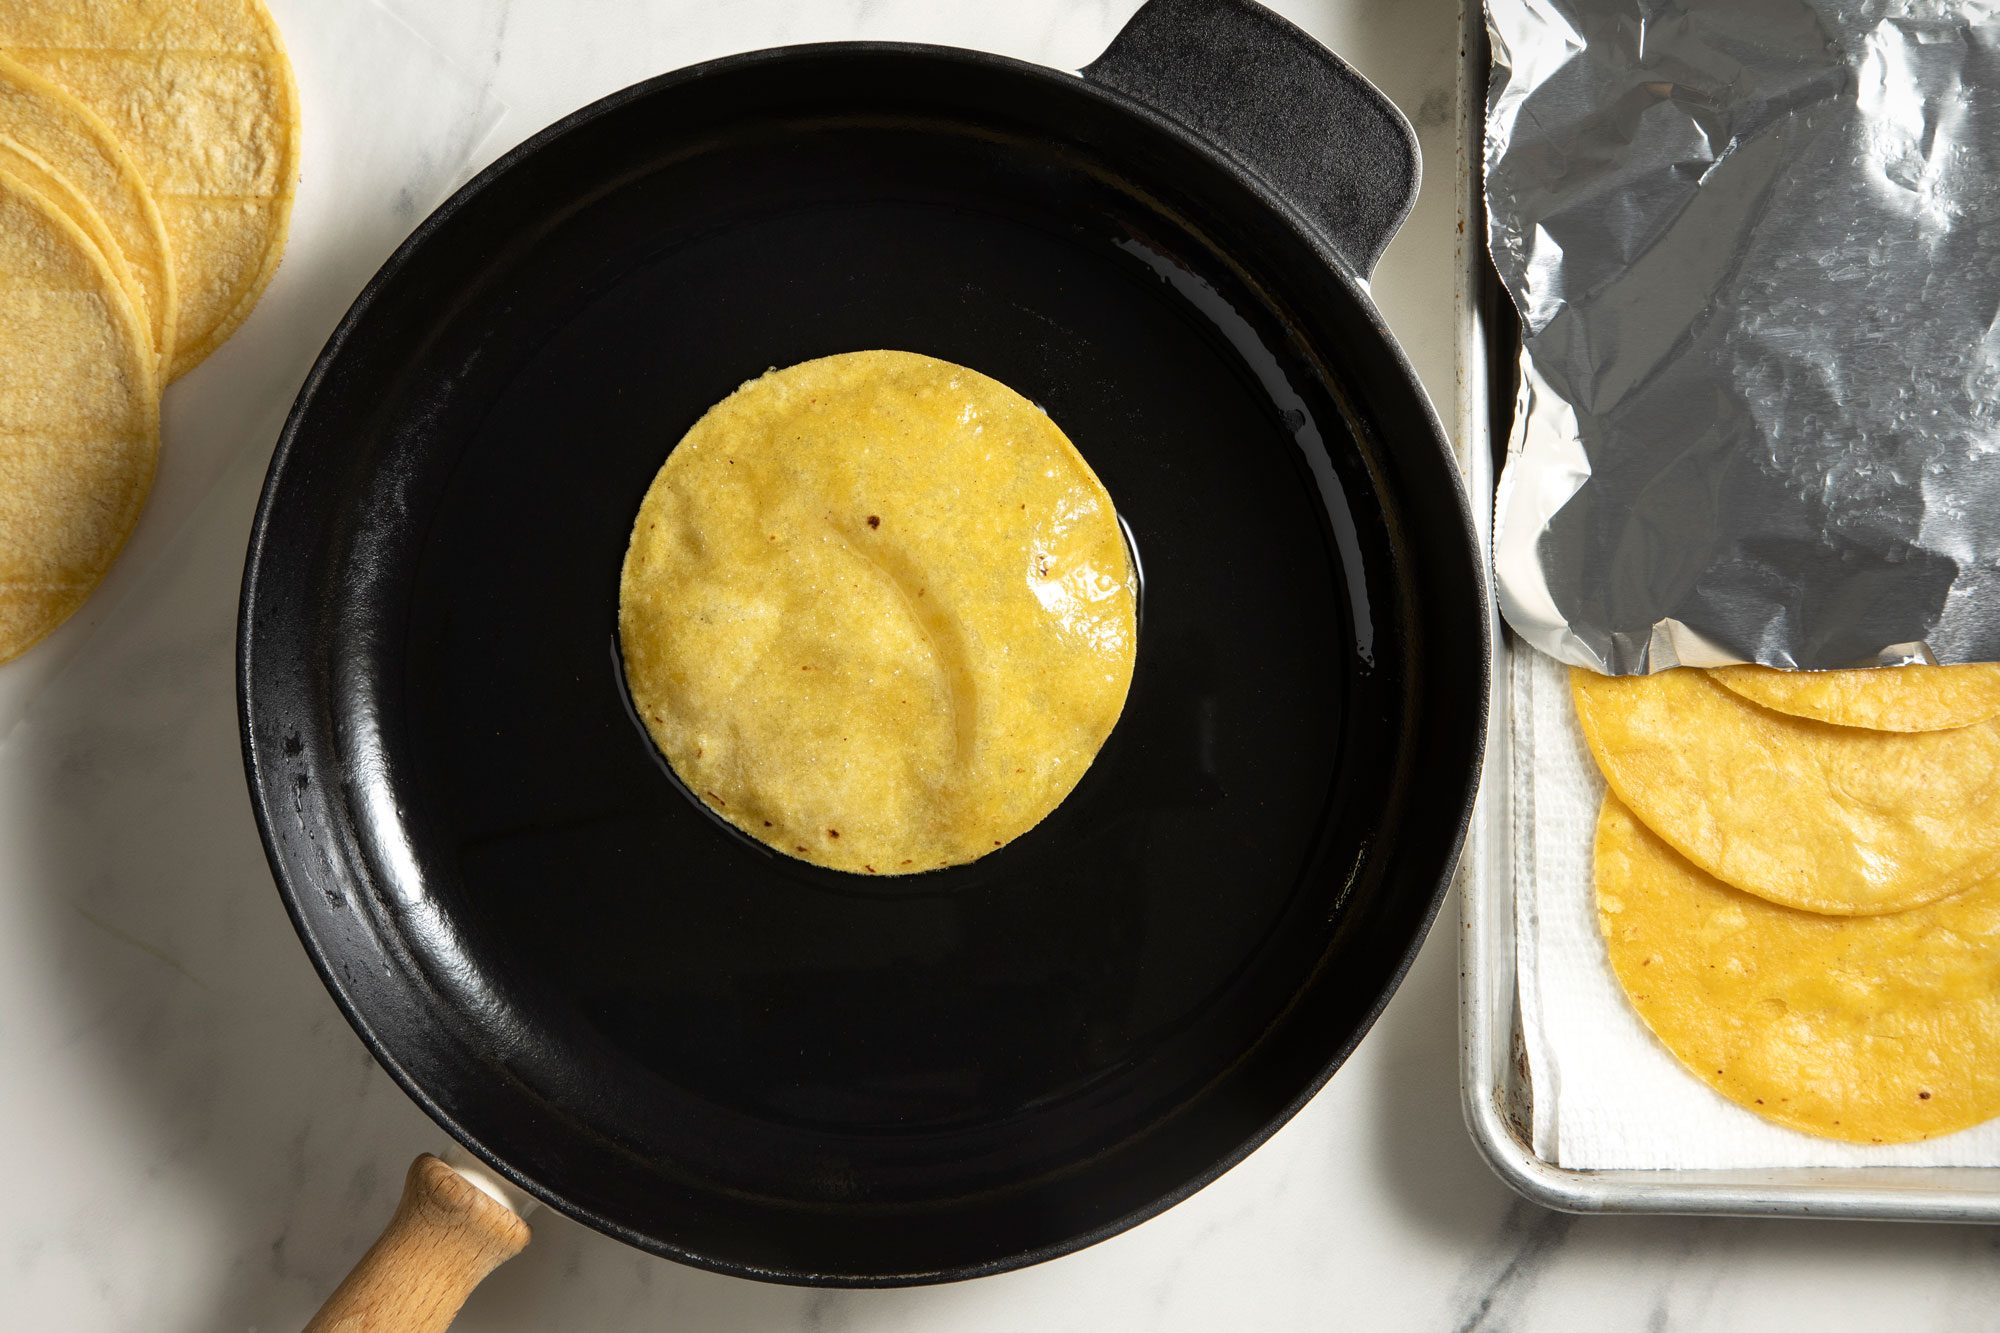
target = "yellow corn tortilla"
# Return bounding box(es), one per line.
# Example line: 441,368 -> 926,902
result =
1597,794 -> 2000,1144
0,51 -> 174,375
1710,662 -> 2000,733
0,137 -> 148,354
619,350 -> 1138,875
0,166 -> 160,663
2,0 -> 299,378
1572,666 -> 2000,915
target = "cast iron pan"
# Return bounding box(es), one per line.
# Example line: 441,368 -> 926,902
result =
241,0 -> 1488,1289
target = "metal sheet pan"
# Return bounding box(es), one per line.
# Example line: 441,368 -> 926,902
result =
1453,0 -> 2000,1223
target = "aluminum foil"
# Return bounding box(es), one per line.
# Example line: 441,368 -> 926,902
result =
1486,0 -> 2000,673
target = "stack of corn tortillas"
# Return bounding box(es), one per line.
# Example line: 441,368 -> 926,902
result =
0,0 -> 298,664
1573,663 -> 2000,1145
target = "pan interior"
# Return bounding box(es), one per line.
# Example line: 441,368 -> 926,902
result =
269,54 -> 1432,1282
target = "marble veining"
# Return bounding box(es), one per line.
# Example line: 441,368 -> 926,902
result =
1,1 -> 1994,1329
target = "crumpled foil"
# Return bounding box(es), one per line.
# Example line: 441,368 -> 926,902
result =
1486,0 -> 2000,673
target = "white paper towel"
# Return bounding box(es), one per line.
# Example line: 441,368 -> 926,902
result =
0,0 -> 507,744
1513,647 -> 2000,1168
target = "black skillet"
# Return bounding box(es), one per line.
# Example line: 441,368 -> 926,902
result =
241,0 -> 1488,1300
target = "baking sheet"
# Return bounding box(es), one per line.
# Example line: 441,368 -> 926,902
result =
1457,0 -> 2000,1217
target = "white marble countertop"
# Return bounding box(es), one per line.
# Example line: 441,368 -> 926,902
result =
5,1 -> 1999,1328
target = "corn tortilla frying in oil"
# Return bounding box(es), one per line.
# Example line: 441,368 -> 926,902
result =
619,351 -> 1137,875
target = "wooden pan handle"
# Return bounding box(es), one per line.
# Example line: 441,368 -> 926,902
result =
305,1153 -> 532,1333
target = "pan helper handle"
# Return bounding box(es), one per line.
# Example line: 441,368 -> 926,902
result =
1082,0 -> 1419,281
303,1150 -> 536,1332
